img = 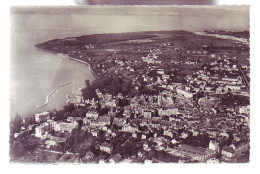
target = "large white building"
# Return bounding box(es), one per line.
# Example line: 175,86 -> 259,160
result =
35,111 -> 50,123
55,122 -> 78,133
35,122 -> 50,138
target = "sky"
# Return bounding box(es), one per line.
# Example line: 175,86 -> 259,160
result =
73,0 -> 217,5
11,5 -> 250,31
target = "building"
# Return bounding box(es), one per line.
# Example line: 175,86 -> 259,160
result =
86,111 -> 99,120
158,90 -> 174,106
221,145 -> 235,158
158,108 -> 178,117
95,89 -> 103,98
225,85 -> 241,92
238,105 -> 250,115
113,117 -> 127,126
157,69 -> 165,75
121,124 -> 138,133
143,110 -> 152,119
176,88 -> 193,98
47,120 -> 58,131
67,95 -> 83,105
163,130 -> 173,138
176,144 -> 217,162
97,115 -> 111,126
35,111 -> 50,123
35,122 -> 50,138
230,140 -> 250,156
67,117 -> 81,123
100,142 -> 113,154
208,140 -> 220,152
55,122 -> 78,133
91,129 -> 99,137
109,154 -> 122,163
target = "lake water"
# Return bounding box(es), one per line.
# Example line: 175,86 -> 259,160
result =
10,13 -> 249,118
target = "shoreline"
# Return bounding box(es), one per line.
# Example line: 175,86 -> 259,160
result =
35,81 -> 72,108
36,47 -> 99,80
194,31 -> 249,45
58,53 -> 100,80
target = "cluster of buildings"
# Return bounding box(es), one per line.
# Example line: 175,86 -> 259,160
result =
79,39 -> 249,162
34,112 -> 78,138
16,32 -> 250,163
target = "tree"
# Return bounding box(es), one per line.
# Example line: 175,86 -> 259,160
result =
12,115 -> 22,133
78,107 -> 87,118
63,112 -> 70,120
81,86 -> 98,100
85,79 -> 91,87
63,103 -> 75,113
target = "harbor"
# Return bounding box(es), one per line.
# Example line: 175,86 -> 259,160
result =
35,82 -> 72,108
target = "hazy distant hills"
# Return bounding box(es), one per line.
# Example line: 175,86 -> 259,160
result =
11,5 -> 249,19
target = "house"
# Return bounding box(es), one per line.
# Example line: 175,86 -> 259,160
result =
143,110 -> 152,119
143,141 -> 152,151
109,154 -> 122,163
91,129 -> 99,137
121,124 -> 138,133
86,111 -> 99,120
207,129 -> 219,138
67,95 -> 83,105
157,69 -> 165,75
163,130 -> 173,138
35,111 -> 50,123
95,89 -> 103,98
45,140 -> 57,149
176,144 -> 217,162
123,109 -> 131,117
141,134 -> 147,140
158,108 -> 178,117
162,74 -> 170,81
55,122 -> 78,133
82,117 -> 92,125
238,105 -> 250,115
216,87 -> 225,94
113,117 -> 127,126
97,115 -> 111,126
225,85 -> 241,92
67,117 -> 81,123
208,140 -> 220,152
222,145 -> 235,158
100,142 -> 113,154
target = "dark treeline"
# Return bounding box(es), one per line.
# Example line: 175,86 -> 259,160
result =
35,32 -> 157,50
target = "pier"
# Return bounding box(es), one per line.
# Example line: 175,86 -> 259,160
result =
35,82 -> 72,108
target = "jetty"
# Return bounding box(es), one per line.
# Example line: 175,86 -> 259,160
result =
35,82 -> 72,108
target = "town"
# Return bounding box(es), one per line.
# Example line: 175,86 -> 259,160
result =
10,30 -> 250,163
